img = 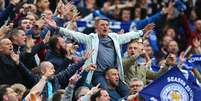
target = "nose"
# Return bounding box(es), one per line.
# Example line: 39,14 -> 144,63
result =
115,74 -> 119,79
52,69 -> 55,73
131,48 -> 135,51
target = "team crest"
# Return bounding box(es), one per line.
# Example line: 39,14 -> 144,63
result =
160,83 -> 189,101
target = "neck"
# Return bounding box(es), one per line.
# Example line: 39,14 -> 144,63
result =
98,34 -> 107,38
108,83 -> 116,89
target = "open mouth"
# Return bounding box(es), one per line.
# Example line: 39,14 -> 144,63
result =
103,29 -> 107,33
130,53 -> 135,55
9,48 -> 13,51
26,26 -> 31,30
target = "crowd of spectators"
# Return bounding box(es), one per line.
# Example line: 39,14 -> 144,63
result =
0,0 -> 201,101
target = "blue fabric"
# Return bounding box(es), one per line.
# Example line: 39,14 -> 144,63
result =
150,57 -> 160,72
93,10 -> 113,20
135,12 -> 161,30
0,4 -> 15,26
108,89 -> 122,101
92,71 -> 108,89
96,36 -> 117,72
47,81 -> 53,99
22,98 -> 26,101
92,71 -> 129,98
136,56 -> 146,65
85,71 -> 93,85
76,12 -> 161,32
139,67 -> 201,101
175,0 -> 187,12
183,54 -> 201,70
148,31 -> 160,53
45,50 -> 71,73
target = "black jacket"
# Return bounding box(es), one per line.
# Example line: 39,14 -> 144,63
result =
45,49 -> 73,73
18,58 -> 86,100
0,53 -> 28,86
13,42 -> 47,70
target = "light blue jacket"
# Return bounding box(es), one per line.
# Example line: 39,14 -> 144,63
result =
59,28 -> 143,81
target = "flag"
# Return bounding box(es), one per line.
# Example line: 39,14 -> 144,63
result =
139,67 -> 201,101
183,54 -> 201,70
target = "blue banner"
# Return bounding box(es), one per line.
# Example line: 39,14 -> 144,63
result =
139,67 -> 201,101
183,54 -> 201,70
77,20 -> 134,32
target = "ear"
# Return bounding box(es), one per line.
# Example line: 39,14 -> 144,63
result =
105,74 -> 109,80
40,68 -> 46,75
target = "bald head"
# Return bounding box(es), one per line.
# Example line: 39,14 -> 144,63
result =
0,38 -> 13,55
39,61 -> 55,76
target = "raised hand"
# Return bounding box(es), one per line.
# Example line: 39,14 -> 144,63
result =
10,52 -> 20,65
45,19 -> 58,29
142,23 -> 155,35
87,84 -> 101,95
26,36 -> 35,53
179,51 -> 186,64
43,31 -> 51,44
87,64 -> 97,71
10,0 -> 20,6
127,93 -> 138,101
83,49 -> 95,60
159,59 -> 167,69
68,72 -> 81,87
166,1 -> 174,19
0,25 -> 11,39
117,29 -> 124,35
63,2 -> 74,15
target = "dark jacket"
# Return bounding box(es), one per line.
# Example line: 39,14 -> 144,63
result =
18,58 -> 86,100
45,49 -> 74,73
21,42 -> 47,69
13,42 -> 47,70
0,4 -> 15,26
0,53 -> 26,85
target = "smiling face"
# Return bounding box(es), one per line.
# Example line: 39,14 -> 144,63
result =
95,19 -> 110,37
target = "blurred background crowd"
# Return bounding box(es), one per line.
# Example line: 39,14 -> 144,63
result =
0,0 -> 201,101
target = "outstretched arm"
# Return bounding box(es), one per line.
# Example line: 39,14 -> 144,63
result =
24,76 -> 47,101
118,23 -> 154,44
46,16 -> 90,44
